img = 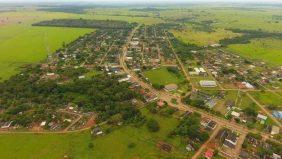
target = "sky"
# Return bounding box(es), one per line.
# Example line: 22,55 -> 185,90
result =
0,0 -> 281,3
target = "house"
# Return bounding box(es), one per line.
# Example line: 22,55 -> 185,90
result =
164,84 -> 178,92
199,80 -> 217,87
205,99 -> 217,109
91,126 -> 103,136
157,100 -> 165,107
225,100 -> 235,109
257,114 -> 268,123
207,120 -> 217,130
239,151 -> 250,159
78,75 -> 85,79
118,75 -> 131,83
144,93 -> 158,102
273,153 -> 281,159
40,121 -> 46,127
272,111 -> 282,119
231,111 -> 240,118
204,149 -> 214,159
271,126 -> 280,135
223,131 -> 238,149
186,144 -> 195,151
1,121 -> 13,129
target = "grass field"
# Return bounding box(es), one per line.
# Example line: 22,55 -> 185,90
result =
250,92 -> 282,107
227,38 -> 282,67
144,67 -> 185,86
0,25 -> 93,80
0,108 -> 189,159
172,28 -> 239,46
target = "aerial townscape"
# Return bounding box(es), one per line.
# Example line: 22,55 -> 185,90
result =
0,0 -> 281,159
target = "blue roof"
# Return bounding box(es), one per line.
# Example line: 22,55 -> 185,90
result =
272,111 -> 282,119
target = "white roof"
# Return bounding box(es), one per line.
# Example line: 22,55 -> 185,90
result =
199,80 -> 217,87
231,111 -> 240,117
199,68 -> 206,72
40,121 -> 46,126
257,114 -> 267,120
271,126 -> 280,135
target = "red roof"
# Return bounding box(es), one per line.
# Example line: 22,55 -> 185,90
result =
204,149 -> 214,159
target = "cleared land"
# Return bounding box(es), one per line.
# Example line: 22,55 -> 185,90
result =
144,67 -> 185,86
172,28 -> 239,46
0,26 -> 93,80
227,38 -> 282,67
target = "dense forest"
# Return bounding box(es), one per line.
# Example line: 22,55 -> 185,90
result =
33,19 -> 137,29
220,29 -> 282,46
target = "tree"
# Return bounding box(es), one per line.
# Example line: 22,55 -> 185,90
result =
244,106 -> 258,117
146,119 -> 160,132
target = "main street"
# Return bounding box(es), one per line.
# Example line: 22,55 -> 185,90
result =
119,27 -> 281,149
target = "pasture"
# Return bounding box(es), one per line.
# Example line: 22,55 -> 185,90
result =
227,38 -> 282,67
0,25 -> 93,80
171,28 -> 239,46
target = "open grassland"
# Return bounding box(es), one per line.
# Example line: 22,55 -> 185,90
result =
0,26 -> 93,80
227,38 -> 282,67
144,67 -> 185,86
250,92 -> 282,107
0,108 -> 189,159
171,28 -> 239,46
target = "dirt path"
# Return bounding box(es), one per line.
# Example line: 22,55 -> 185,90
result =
164,31 -> 194,91
246,92 -> 282,128
192,125 -> 221,159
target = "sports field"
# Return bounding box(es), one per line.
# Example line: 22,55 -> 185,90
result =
144,67 -> 185,86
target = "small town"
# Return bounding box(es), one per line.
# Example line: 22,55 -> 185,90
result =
0,1 -> 281,159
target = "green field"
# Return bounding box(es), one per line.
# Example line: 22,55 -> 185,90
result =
172,28 -> 239,46
250,92 -> 282,107
0,108 -> 189,159
0,26 -> 93,80
227,38 -> 282,67
144,67 -> 185,86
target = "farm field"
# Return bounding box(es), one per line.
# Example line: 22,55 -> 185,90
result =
0,108 -> 189,159
227,38 -> 282,67
143,67 -> 185,86
0,26 -> 93,80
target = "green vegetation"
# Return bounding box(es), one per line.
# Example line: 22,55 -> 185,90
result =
0,107 -> 190,159
227,38 -> 282,66
172,28 -> 239,46
0,26 -> 93,80
144,67 -> 185,86
250,92 -> 282,107
33,19 -> 137,29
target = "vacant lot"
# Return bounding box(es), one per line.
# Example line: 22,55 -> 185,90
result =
144,67 -> 185,86
250,92 -> 282,107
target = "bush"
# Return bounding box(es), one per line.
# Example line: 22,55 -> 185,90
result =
146,119 -> 160,132
127,142 -> 136,149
